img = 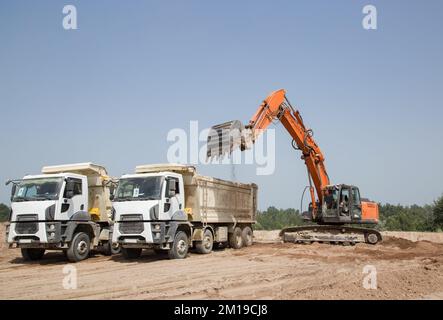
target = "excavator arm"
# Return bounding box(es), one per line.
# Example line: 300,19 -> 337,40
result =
207,89 -> 329,217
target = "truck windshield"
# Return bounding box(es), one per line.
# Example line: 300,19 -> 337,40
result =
12,177 -> 63,202
114,176 -> 163,201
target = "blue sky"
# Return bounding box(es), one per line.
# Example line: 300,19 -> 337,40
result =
1,0 -> 442,209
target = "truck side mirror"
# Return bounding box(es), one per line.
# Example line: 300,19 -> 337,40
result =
10,184 -> 16,201
109,194 -> 115,201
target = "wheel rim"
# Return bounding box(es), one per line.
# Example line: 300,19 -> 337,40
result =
77,240 -> 88,255
203,235 -> 212,250
177,239 -> 187,255
367,234 -> 378,244
112,244 -> 120,254
236,235 -> 242,246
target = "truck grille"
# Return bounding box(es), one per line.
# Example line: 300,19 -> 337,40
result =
15,215 -> 39,234
119,214 -> 144,234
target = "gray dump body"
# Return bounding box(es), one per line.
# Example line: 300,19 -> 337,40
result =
184,173 -> 257,225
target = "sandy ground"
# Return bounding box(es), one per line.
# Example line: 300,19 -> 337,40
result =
1,225 -> 443,300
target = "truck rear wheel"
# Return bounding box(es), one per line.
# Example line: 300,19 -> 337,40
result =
21,248 -> 45,261
67,232 -> 91,262
195,229 -> 213,254
121,248 -> 142,259
241,226 -> 253,246
229,227 -> 243,249
168,231 -> 189,259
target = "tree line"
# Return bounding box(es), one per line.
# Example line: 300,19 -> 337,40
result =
1,195 -> 443,232
254,195 -> 443,232
0,203 -> 10,221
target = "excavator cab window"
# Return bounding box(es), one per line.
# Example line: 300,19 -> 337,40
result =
351,187 -> 362,219
324,188 -> 338,210
339,187 -> 351,217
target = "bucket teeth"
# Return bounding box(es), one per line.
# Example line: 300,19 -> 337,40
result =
206,120 -> 245,160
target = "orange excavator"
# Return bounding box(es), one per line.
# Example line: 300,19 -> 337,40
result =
207,89 -> 381,245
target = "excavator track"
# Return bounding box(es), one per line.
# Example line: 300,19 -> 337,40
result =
279,225 -> 382,245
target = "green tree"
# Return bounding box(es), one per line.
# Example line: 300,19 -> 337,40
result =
255,206 -> 305,230
254,201 -> 441,232
378,203 -> 435,231
433,195 -> 443,230
0,203 -> 10,222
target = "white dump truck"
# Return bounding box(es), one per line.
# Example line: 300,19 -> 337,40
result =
5,163 -> 119,262
112,164 -> 257,259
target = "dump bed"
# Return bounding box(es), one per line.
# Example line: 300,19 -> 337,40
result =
185,174 -> 257,224
136,164 -> 257,224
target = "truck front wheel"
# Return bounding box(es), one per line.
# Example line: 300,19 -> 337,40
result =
21,248 -> 45,261
121,248 -> 142,259
195,229 -> 213,254
168,231 -> 189,259
229,227 -> 243,249
67,232 -> 91,262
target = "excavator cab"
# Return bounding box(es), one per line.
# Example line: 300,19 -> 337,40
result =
321,185 -> 363,224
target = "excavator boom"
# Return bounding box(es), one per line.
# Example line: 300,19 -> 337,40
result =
207,89 -> 329,215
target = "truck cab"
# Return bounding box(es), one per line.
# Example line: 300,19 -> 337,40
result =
6,163 -> 118,262
112,170 -> 190,259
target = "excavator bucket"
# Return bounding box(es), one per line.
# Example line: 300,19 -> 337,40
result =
206,120 -> 247,160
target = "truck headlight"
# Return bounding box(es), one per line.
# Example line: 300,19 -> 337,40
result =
49,224 -> 55,231
50,232 -> 55,238
45,204 -> 56,220
154,224 -> 161,230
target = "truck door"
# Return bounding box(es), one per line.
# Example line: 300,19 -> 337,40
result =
163,176 -> 182,218
63,178 -> 87,219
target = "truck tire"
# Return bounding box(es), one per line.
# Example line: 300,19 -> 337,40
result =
66,232 -> 91,262
21,248 -> 45,261
103,241 -> 121,256
229,227 -> 243,249
168,231 -> 189,259
241,226 -> 253,247
195,229 -> 213,254
121,247 -> 142,259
